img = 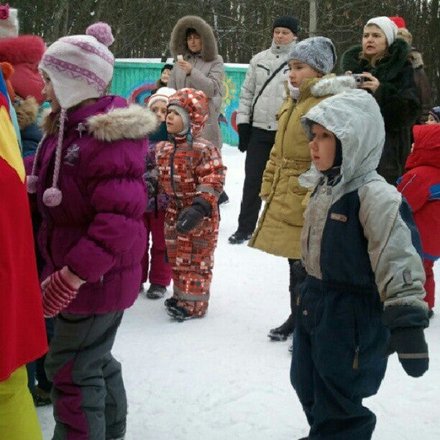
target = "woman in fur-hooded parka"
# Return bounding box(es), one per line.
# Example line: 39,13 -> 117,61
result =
342,32 -> 420,185
168,15 -> 224,149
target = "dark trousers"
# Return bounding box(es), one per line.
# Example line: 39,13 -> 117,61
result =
291,277 -> 389,440
27,317 -> 54,393
237,127 -> 275,234
46,311 -> 127,440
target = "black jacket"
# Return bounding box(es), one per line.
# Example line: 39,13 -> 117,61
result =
341,39 -> 421,184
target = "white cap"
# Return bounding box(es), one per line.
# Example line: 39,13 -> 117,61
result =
147,87 -> 176,109
366,16 -> 398,46
0,6 -> 19,38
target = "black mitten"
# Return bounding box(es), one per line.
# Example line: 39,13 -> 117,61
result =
176,198 -> 211,234
387,327 -> 429,377
237,123 -> 251,152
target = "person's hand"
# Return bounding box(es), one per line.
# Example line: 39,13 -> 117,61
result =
237,123 -> 251,153
176,60 -> 192,75
42,266 -> 85,317
176,198 -> 211,234
360,71 -> 380,93
386,327 -> 429,377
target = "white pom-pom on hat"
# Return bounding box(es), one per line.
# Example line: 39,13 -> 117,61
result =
86,22 -> 114,47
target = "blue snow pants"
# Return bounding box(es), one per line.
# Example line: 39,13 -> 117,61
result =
291,277 -> 389,440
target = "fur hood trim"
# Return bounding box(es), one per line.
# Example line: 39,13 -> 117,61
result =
170,15 -> 218,62
311,74 -> 356,97
409,50 -> 424,69
13,96 -> 39,130
87,104 -> 159,142
341,39 -> 410,81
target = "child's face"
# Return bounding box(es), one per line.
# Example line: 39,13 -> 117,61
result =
426,114 -> 439,125
41,71 -> 60,112
160,68 -> 171,84
166,109 -> 184,134
362,25 -> 387,58
151,100 -> 167,122
309,123 -> 337,171
288,60 -> 321,87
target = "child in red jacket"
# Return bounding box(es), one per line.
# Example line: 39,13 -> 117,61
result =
397,124 -> 440,317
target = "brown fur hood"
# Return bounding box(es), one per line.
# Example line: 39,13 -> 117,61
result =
409,49 -> 424,69
170,15 -> 218,62
13,96 -> 39,130
43,102 -> 158,142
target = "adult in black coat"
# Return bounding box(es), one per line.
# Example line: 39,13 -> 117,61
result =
341,16 -> 420,185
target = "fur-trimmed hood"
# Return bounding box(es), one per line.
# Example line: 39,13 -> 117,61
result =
341,38 -> 410,81
169,15 -> 218,62
42,95 -> 158,141
88,104 -> 158,142
311,74 -> 356,97
13,96 -> 39,130
409,49 -> 424,69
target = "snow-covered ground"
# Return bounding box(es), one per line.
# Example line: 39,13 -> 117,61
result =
38,145 -> 440,439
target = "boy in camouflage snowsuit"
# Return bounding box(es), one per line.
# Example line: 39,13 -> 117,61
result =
156,88 -> 225,320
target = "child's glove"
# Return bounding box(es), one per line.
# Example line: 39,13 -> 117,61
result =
386,327 -> 429,377
176,198 -> 211,234
237,123 -> 251,152
42,266 -> 84,317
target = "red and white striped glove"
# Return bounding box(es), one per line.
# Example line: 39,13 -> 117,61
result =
42,266 -> 85,318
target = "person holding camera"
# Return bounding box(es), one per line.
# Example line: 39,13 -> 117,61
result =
341,16 -> 420,185
229,16 -> 299,244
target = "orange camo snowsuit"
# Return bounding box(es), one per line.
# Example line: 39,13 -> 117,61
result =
156,89 -> 225,316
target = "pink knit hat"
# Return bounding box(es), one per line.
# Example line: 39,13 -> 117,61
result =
27,22 -> 115,207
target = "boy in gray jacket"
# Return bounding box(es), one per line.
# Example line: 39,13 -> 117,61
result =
292,88 -> 429,440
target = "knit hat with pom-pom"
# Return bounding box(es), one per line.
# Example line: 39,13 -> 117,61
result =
39,22 -> 114,109
28,22 -> 115,207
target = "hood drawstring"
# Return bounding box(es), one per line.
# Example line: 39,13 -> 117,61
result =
26,108 -> 67,207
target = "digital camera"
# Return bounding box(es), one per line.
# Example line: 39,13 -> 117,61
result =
352,74 -> 365,86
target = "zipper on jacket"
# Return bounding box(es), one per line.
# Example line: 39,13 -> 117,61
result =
169,140 -> 183,210
353,314 -> 360,370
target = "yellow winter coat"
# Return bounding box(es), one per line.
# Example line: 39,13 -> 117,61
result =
249,78 -> 328,258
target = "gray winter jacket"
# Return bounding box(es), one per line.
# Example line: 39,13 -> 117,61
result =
300,89 -> 428,315
168,15 -> 224,149
236,40 -> 295,131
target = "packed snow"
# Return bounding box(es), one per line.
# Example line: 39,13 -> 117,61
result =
38,145 -> 440,440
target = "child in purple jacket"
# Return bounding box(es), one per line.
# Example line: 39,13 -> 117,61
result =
27,23 -> 157,439
139,87 -> 175,299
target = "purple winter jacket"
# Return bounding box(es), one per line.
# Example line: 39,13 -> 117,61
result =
34,96 -> 158,314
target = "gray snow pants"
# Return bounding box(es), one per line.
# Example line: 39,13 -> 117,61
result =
45,311 -> 127,440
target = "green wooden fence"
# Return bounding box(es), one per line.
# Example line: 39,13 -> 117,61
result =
111,60 -> 248,146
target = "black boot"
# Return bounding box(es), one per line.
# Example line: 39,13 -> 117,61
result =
268,314 -> 295,341
228,230 -> 252,244
218,191 -> 229,206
